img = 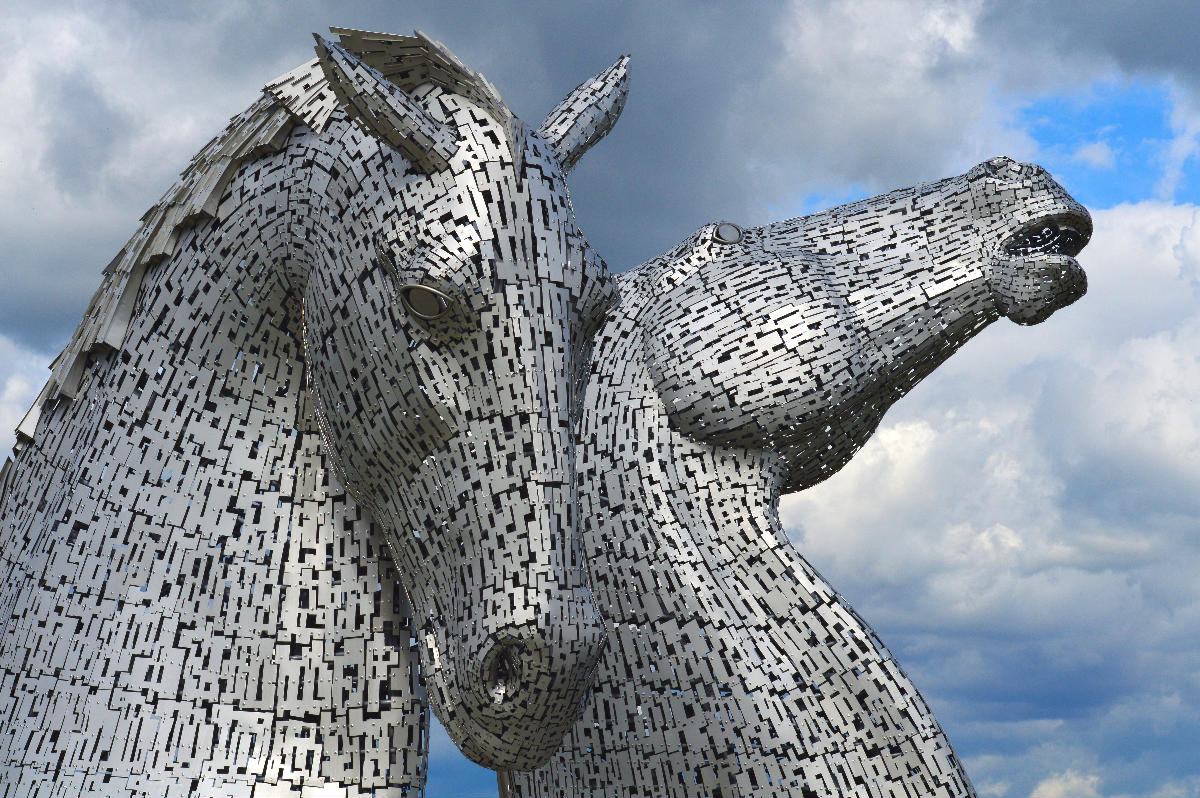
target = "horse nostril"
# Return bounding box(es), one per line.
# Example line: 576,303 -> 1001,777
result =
486,642 -> 525,705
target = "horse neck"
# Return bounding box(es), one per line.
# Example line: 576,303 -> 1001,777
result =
584,278 -> 797,619
1,140 -> 309,522
544,269 -> 973,798
586,266 -> 915,642
114,122 -> 365,424
136,172 -> 307,418
0,137 -> 429,791
0,144 -> 308,641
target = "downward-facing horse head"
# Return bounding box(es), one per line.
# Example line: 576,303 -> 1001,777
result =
517,158 -> 1090,796
295,34 -> 626,768
0,28 -> 627,791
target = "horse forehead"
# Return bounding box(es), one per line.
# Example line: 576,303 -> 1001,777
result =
433,90 -> 561,181
378,93 -> 602,297
428,228 -> 606,304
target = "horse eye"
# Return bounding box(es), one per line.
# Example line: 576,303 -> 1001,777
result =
985,157 -> 1021,179
714,222 -> 743,244
399,285 -> 452,320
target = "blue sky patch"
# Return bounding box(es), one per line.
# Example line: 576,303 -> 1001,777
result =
767,79 -> 1197,221
426,716 -> 498,797
1021,79 -> 1190,208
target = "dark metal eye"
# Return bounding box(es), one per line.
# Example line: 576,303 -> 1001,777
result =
399,285 -> 452,320
714,222 -> 743,244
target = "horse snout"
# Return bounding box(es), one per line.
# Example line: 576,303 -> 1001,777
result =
481,639 -> 528,707
469,603 -> 607,707
451,607 -> 606,769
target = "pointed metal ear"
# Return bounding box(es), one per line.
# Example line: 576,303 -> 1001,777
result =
537,55 -> 630,172
312,34 -> 458,173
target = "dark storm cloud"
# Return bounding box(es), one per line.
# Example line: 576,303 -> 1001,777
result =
978,0 -> 1200,88
34,66 -> 132,195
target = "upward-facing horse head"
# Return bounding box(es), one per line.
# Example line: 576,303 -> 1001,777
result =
0,28 -> 628,788
517,157 -> 1091,796
640,154 -> 1090,489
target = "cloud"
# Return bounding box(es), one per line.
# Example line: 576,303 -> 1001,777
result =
977,0 -> 1200,90
1155,85 -> 1200,200
739,0 -> 1141,217
1032,770 -> 1104,798
780,200 -> 1200,795
34,66 -> 133,195
1072,140 -> 1117,169
750,0 -> 1029,195
0,4 -> 287,350
0,334 -> 49,457
972,1 -> 1200,201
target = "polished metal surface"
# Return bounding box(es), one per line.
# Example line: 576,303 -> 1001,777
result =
518,158 -> 1090,798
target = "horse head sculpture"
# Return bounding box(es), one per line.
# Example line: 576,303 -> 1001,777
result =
516,158 -> 1091,796
297,34 -> 624,769
640,155 -> 1089,489
0,28 -> 627,791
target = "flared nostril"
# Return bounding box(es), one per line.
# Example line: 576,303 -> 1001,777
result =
483,641 -> 527,706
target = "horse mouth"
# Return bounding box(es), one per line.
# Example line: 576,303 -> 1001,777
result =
993,211 -> 1091,325
1002,213 -> 1090,260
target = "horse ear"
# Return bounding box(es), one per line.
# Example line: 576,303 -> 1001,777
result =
537,55 -> 630,171
312,34 -> 457,173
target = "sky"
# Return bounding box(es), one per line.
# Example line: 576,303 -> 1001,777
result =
1,1 -> 1199,796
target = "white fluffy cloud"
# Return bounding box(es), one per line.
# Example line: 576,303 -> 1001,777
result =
737,0 -> 1109,207
0,335 -> 50,457
1073,140 -> 1117,169
1032,770 -> 1104,798
780,201 -> 1200,796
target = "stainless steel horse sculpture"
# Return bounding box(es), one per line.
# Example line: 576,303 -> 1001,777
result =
1,24 -> 1093,798
0,28 -> 627,794
518,156 -> 1090,797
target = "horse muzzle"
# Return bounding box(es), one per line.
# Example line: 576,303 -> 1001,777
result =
427,597 -> 607,771
990,210 -> 1091,325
